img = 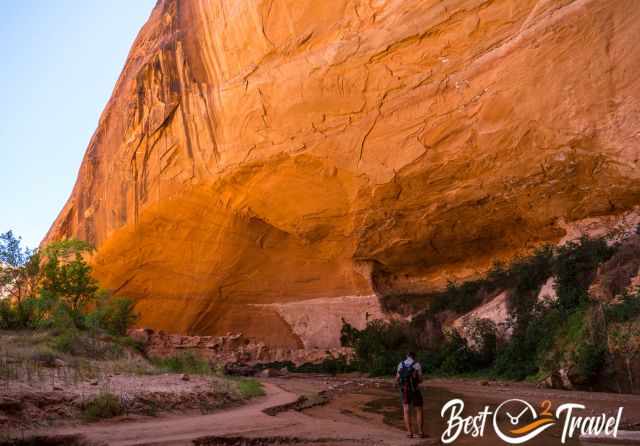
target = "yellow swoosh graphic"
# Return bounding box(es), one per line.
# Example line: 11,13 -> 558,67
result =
510,418 -> 555,435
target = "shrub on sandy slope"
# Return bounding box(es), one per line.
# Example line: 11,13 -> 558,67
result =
81,392 -> 124,421
235,378 -> 265,399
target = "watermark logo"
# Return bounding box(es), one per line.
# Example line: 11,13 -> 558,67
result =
492,399 -> 554,444
440,398 -> 623,444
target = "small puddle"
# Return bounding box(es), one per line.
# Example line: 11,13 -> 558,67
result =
361,385 -> 583,446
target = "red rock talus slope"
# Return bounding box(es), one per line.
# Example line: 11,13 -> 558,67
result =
45,0 -> 640,347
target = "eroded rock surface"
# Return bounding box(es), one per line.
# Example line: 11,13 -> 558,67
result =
129,329 -> 353,365
46,0 -> 640,346
254,295 -> 389,348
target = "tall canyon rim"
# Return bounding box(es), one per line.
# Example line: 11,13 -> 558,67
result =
45,0 -> 640,348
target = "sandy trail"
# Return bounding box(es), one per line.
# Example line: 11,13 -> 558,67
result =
37,382 -> 297,445
28,376 -> 640,446
35,381 -> 425,446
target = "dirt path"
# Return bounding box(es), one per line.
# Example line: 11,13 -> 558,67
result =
25,376 -> 640,446
32,381 -> 427,446
34,382 -> 297,446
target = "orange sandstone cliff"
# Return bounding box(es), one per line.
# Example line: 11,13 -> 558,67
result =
45,0 -> 640,347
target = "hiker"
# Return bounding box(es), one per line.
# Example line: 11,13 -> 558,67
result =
396,352 -> 424,438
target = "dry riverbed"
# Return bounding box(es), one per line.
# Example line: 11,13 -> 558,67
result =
3,374 -> 640,446
2,329 -> 640,446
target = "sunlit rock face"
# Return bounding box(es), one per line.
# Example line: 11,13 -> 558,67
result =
45,0 -> 640,347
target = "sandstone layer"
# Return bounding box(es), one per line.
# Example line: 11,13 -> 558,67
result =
128,328 -> 353,366
46,0 -> 640,347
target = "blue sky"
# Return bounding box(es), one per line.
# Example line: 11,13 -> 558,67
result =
0,0 -> 155,248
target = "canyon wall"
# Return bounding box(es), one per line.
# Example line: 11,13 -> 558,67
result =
45,0 -> 640,347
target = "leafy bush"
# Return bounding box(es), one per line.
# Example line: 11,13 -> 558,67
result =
505,247 -> 555,334
114,335 -> 145,353
253,356 -> 356,375
495,302 -> 575,380
605,290 -> 640,323
102,297 -> 138,336
341,319 -> 494,377
466,318 -> 498,367
423,280 -> 488,317
86,294 -> 138,336
436,331 -> 481,375
82,393 -> 124,421
340,319 -> 409,376
50,329 -> 123,359
0,299 -> 18,329
235,378 -> 265,398
573,341 -> 606,385
488,246 -> 554,295
50,330 -> 82,354
294,356 -> 356,375
608,320 -> 640,390
152,352 -> 213,374
493,340 -> 537,380
0,296 -> 47,330
553,236 -> 614,310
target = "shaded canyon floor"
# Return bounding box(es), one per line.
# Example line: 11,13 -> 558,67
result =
10,375 -> 640,446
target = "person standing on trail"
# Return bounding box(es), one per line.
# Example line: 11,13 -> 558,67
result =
396,352 -> 424,438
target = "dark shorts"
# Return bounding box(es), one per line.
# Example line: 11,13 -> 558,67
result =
400,385 -> 423,406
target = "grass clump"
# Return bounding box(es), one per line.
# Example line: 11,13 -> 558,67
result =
152,352 -> 213,375
235,378 -> 265,399
48,329 -> 124,359
81,392 -> 124,421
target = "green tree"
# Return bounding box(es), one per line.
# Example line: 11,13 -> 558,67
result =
0,231 -> 40,304
40,240 -> 98,327
1,231 -> 138,336
0,230 -> 28,266
0,231 -> 43,328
